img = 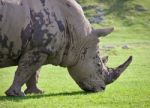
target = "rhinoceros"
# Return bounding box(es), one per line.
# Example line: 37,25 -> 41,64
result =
0,0 -> 132,96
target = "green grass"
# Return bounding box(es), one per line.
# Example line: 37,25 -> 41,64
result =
0,44 -> 150,108
0,0 -> 150,108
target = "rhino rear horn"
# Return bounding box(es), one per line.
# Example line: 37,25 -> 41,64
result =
105,56 -> 133,85
92,27 -> 114,37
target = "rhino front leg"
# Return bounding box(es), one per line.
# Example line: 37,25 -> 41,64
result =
24,69 -> 44,94
5,51 -> 48,96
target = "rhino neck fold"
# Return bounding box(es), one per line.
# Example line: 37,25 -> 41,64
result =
59,23 -> 92,67
59,2 -> 92,67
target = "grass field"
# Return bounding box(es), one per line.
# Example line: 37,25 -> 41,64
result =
0,0 -> 150,108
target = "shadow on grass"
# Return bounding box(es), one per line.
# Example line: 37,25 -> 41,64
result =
0,91 -> 89,102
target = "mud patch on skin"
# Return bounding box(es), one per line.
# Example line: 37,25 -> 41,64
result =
21,51 -> 41,66
52,12 -> 65,32
29,9 -> 59,49
0,35 -> 9,48
44,32 -> 57,46
30,51 -> 41,65
40,0 -> 46,6
43,8 -> 52,26
93,53 -> 104,75
0,34 -> 18,58
21,23 -> 33,49
0,14 -> 3,21
30,9 -> 49,47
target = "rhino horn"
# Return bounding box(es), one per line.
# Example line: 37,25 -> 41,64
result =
104,56 -> 133,85
92,27 -> 114,37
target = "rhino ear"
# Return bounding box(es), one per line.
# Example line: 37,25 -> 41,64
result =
92,27 -> 114,38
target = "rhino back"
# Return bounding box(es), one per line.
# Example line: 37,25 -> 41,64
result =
0,0 -> 92,67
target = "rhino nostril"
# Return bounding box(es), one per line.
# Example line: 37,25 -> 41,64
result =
101,86 -> 105,90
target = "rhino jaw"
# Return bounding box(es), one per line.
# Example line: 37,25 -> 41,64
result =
104,56 -> 133,85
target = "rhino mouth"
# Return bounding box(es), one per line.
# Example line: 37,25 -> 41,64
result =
77,80 -> 106,92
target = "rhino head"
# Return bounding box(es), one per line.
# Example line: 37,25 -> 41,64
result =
68,27 -> 132,92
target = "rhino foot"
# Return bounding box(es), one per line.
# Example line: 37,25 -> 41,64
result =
5,88 -> 25,96
24,87 -> 44,94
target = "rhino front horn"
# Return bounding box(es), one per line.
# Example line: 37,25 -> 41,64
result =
92,27 -> 114,37
104,56 -> 133,85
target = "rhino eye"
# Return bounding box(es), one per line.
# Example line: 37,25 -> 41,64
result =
82,48 -> 88,55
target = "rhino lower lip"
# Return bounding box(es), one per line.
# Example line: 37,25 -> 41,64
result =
90,80 -> 105,90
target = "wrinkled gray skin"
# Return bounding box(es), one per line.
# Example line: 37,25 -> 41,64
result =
0,0 -> 132,96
